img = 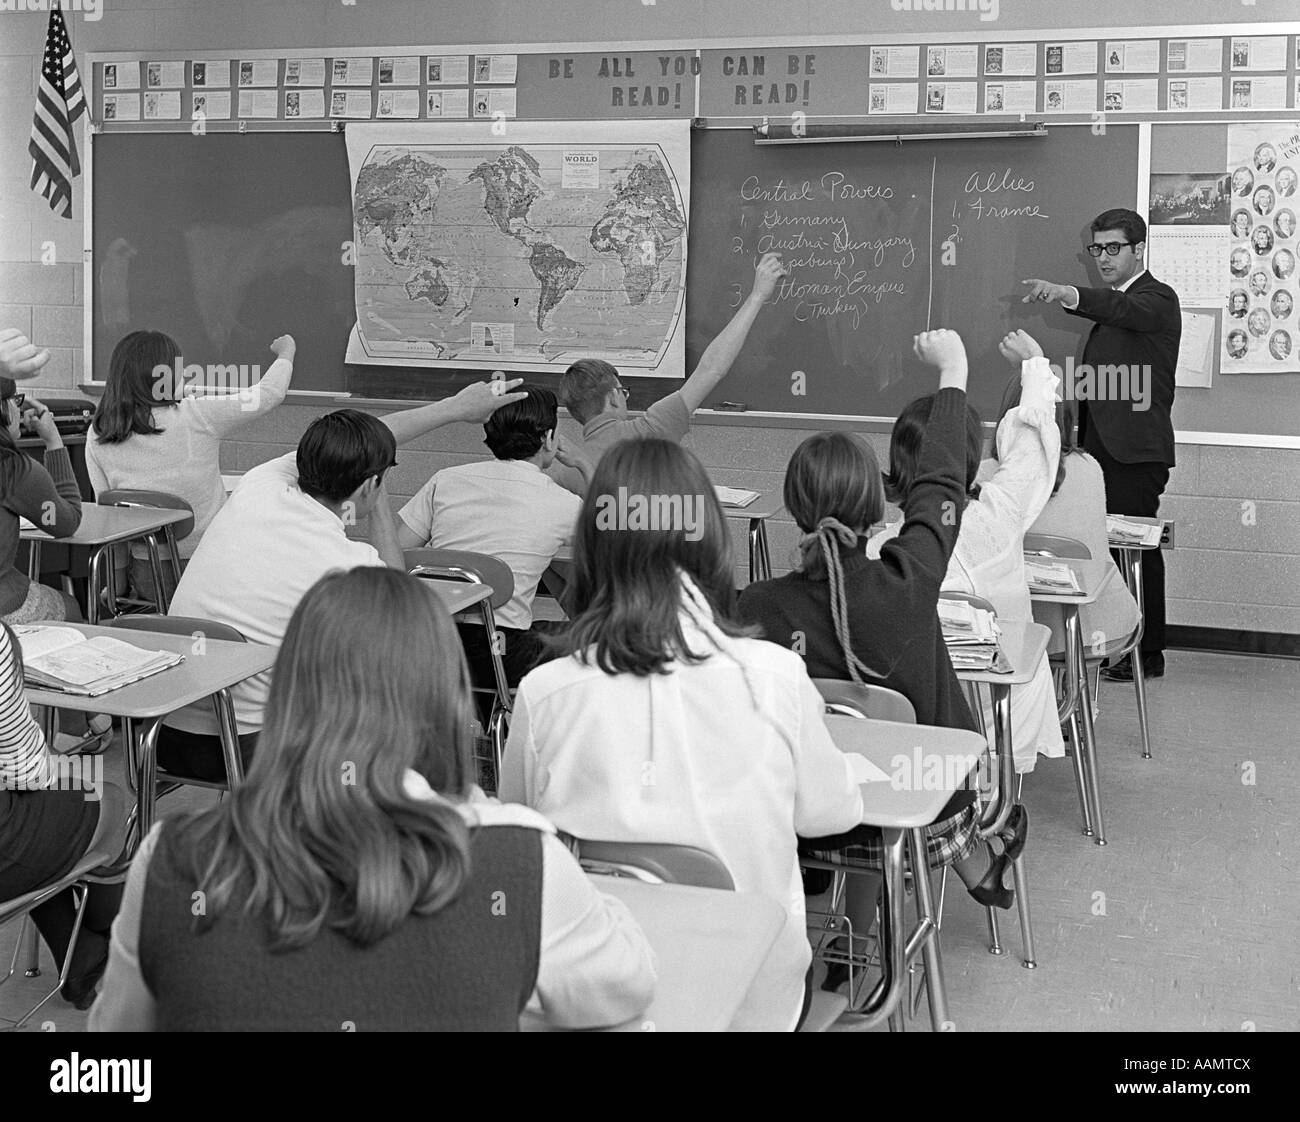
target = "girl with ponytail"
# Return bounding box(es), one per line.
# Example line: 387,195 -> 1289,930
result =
739,331 -> 1025,962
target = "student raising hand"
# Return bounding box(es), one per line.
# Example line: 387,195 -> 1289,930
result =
998,329 -> 1045,365
447,375 -> 529,423
0,328 -> 51,380
912,328 -> 969,390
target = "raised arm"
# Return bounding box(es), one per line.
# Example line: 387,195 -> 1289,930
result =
678,253 -> 788,414
878,330 -> 971,587
381,376 -> 527,446
193,335 -> 296,436
0,328 -> 50,381
983,330 -> 1062,530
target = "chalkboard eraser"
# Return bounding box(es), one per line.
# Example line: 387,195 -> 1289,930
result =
714,401 -> 748,412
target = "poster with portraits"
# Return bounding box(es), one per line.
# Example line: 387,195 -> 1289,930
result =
1223,125 -> 1300,372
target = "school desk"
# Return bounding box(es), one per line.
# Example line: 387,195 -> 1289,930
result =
420,580 -> 493,617
954,618 -> 1051,968
1026,557 -> 1117,847
824,714 -> 988,1031
1106,514 -> 1163,760
21,506 -> 192,621
23,624 -> 277,838
717,487 -> 784,583
519,877 -> 785,1032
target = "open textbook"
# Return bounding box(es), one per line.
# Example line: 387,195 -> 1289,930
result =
14,626 -> 183,696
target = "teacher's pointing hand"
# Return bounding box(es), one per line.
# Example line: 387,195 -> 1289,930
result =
1021,279 -> 1072,305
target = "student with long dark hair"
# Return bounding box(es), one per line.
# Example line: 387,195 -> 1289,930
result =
86,331 -> 294,604
738,332 -> 1025,937
0,378 -> 82,625
501,438 -> 865,1031
90,567 -> 654,1031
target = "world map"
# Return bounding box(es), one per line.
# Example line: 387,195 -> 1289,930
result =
345,125 -> 690,373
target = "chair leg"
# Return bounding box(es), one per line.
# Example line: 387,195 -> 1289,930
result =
908,828 -> 949,1031
21,918 -> 40,977
1132,651 -> 1153,760
7,883 -> 90,1030
1068,711 -> 1094,837
985,907 -> 1003,956
1009,853 -> 1037,969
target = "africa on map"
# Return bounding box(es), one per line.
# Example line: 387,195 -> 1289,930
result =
344,121 -> 691,375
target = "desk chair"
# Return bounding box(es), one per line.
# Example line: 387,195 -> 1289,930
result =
937,591 -> 1039,964
96,490 -> 195,616
405,549 -> 514,791
102,615 -> 246,827
1,782 -> 129,1029
804,680 -> 961,1030
1025,531 -> 1150,798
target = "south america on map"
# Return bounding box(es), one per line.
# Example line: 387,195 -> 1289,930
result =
345,122 -> 691,375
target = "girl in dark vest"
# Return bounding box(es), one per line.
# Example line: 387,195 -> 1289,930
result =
90,566 -> 654,1031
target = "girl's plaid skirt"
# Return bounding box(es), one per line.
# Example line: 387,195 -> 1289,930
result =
799,798 -> 981,870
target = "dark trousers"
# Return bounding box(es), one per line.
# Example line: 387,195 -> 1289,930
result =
0,790 -> 121,984
456,622 -> 559,723
1084,434 -> 1170,655
157,724 -> 259,785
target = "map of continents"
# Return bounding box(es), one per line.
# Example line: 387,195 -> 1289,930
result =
350,143 -> 687,368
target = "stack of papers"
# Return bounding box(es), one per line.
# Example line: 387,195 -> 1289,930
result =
1107,516 -> 1162,547
939,598 -> 1005,672
1024,558 -> 1083,596
15,626 -> 184,696
714,485 -> 759,509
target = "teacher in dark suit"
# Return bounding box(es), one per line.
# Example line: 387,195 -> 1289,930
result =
1022,208 -> 1180,680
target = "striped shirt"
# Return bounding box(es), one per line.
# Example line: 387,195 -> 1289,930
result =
0,626 -> 55,790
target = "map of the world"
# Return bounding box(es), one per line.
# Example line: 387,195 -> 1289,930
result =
345,122 -> 690,375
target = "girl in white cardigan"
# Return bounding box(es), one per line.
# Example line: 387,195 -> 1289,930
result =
871,330 -> 1065,773
86,330 -> 294,604
500,437 -> 865,1032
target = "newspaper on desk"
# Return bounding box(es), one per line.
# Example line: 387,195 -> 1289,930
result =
938,598 -> 1012,673
1106,515 -> 1163,548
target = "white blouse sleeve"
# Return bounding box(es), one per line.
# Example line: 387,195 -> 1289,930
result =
984,356 -> 1063,532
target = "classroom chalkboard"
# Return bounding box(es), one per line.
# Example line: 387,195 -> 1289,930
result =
93,125 -> 1139,420
685,124 -> 1141,419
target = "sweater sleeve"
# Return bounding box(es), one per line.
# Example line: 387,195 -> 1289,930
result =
877,386 -> 970,587
0,626 -> 56,789
983,357 -> 1063,531
4,450 -> 81,537
88,822 -> 162,1032
190,355 -> 293,437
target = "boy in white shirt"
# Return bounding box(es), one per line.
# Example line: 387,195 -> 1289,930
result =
398,385 -> 590,688
158,379 -> 525,781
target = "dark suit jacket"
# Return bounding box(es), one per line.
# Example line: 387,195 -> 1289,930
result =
1065,271 -> 1180,467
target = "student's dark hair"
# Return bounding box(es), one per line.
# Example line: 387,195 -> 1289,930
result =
91,330 -> 182,444
991,372 -> 1078,496
296,409 -> 396,502
1090,207 -> 1147,246
884,395 -> 984,506
0,378 -> 29,497
483,384 -> 557,461
170,567 -> 474,951
552,438 -> 756,675
560,358 -> 620,424
783,431 -> 889,684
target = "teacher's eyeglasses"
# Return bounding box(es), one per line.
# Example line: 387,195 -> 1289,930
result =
1087,242 -> 1136,257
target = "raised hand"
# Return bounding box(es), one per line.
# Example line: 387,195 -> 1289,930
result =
269,334 -> 296,360
998,329 -> 1045,365
912,328 -> 967,370
553,433 -> 595,479
449,376 -> 528,423
0,328 -> 51,380
750,252 -> 789,302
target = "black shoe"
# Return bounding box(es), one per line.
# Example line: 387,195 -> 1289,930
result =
1103,652 -> 1165,682
998,804 -> 1029,861
60,935 -> 109,1010
968,853 -> 1014,910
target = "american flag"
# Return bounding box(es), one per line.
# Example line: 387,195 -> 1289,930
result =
29,7 -> 86,219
